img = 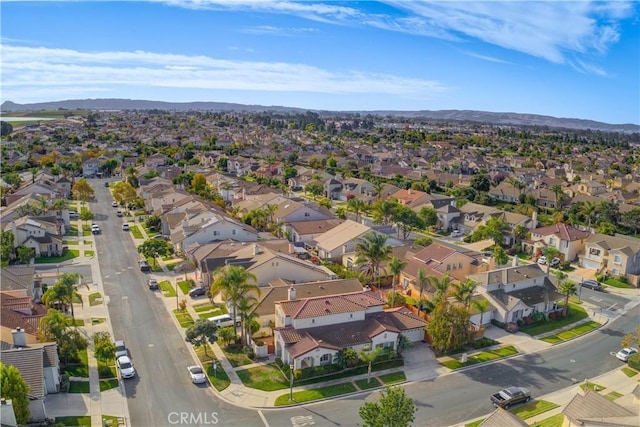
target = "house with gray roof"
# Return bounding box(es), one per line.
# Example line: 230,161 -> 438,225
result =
579,233 -> 640,284
562,387 -> 638,426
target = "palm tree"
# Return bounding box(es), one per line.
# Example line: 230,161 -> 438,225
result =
429,273 -> 453,304
415,269 -> 429,316
264,203 -> 278,228
388,257 -> 407,307
541,245 -> 561,276
209,265 -> 259,337
579,201 -> 597,228
358,346 -> 384,383
52,198 -> 69,219
470,298 -> 490,329
347,198 -> 367,223
355,232 -> 392,286
451,279 -> 477,309
41,273 -> 87,321
558,281 -> 577,317
507,177 -> 526,199
237,295 -> 259,346
550,184 -> 564,209
38,308 -> 72,341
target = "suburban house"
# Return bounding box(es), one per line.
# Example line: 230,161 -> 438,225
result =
250,278 -> 364,337
561,386 -> 639,426
522,223 -> 592,262
82,158 -> 100,178
272,198 -> 334,225
0,328 -> 60,423
274,289 -> 427,369
579,233 -> 640,284
144,153 -> 168,169
312,220 -> 401,262
398,242 -> 487,300
0,292 -> 48,343
8,217 -> 65,258
170,210 -> 259,254
5,182 -> 61,207
197,241 -> 337,288
0,265 -> 43,302
282,218 -> 345,244
468,263 -> 564,325
453,203 -> 536,245
488,181 -> 522,204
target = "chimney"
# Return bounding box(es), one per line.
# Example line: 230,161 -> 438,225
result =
531,211 -> 538,228
12,327 -> 26,347
288,286 -> 296,301
253,244 -> 261,255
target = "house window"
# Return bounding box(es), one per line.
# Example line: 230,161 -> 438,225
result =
232,229 -> 236,235
312,319 -> 315,324
320,354 -> 331,363
446,264 -> 451,271
304,212 -> 310,217
213,230 -> 219,236
589,248 -> 601,256
549,238 -> 555,246
458,262 -> 463,269
613,255 -> 621,265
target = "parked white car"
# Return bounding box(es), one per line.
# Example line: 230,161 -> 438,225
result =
537,256 -> 547,265
188,365 -> 207,384
117,355 -> 136,379
616,347 -> 638,362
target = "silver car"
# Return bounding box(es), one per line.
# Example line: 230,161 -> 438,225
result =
117,355 -> 136,379
188,365 -> 207,384
114,340 -> 127,358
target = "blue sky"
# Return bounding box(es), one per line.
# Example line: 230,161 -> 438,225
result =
1,1 -> 638,125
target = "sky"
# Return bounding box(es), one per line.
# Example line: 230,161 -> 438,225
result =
1,1 -> 639,125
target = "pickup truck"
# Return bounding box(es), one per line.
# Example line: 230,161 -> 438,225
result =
490,387 -> 531,409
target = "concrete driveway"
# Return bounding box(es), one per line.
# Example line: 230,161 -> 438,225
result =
401,341 -> 448,382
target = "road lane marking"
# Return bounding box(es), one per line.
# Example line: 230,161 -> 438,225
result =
258,410 -> 270,427
291,415 -> 315,426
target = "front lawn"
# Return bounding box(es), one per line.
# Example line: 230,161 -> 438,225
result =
532,413 -> 564,427
55,416 -> 91,427
100,379 -> 120,391
622,367 -> 638,377
520,304 -> 589,336
73,318 -> 85,326
441,346 -> 518,370
274,382 -> 357,406
222,345 -> 254,368
129,225 -> 144,239
63,348 -> 89,377
160,280 -> 177,297
605,278 -> 634,289
236,364 -> 288,391
542,321 -> 601,343
97,358 -> 117,379
177,280 -> 194,295
173,309 -> 195,328
84,250 -> 94,257
194,303 -> 227,319
355,378 -> 381,390
68,380 -> 90,393
193,345 -> 230,391
167,262 -> 182,272
580,382 -> 605,392
146,257 -> 164,272
35,250 -> 78,264
378,371 -> 406,385
510,400 -> 559,419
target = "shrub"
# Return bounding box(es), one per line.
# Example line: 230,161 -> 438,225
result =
629,353 -> 640,371
505,322 -> 519,333
491,319 -> 505,328
472,337 -> 498,349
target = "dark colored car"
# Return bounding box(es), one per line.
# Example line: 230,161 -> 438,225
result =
549,257 -> 561,268
188,286 -> 208,298
581,279 -> 602,291
147,279 -> 159,290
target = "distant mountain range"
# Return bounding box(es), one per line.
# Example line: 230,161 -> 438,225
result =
2,98 -> 638,133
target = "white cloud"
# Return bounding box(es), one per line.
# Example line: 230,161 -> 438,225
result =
1,44 -> 447,100
462,51 -> 510,64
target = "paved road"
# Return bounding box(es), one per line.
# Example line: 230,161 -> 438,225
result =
90,180 -> 264,427
262,303 -> 638,427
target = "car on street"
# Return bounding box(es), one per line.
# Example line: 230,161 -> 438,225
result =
147,279 -> 159,290
139,260 -> 150,272
116,210 -> 123,217
112,201 -> 118,207
122,223 -> 130,231
451,230 -> 462,238
114,340 -> 127,358
490,386 -> 531,409
104,182 -> 110,187
581,279 -> 602,291
550,257 -> 561,268
187,365 -> 207,384
117,355 -> 136,379
537,255 -> 547,265
188,286 -> 208,298
615,347 -> 638,362
69,211 -> 79,218
91,225 -> 101,235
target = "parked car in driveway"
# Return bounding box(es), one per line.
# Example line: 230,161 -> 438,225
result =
188,286 -> 208,298
537,256 -> 547,265
581,279 -> 602,291
450,230 -> 462,238
549,257 -> 561,268
615,347 -> 638,362
188,365 -> 207,384
117,355 -> 136,379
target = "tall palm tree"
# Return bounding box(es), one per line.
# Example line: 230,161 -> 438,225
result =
237,295 -> 258,346
347,198 -> 367,223
579,201 -> 597,228
558,281 -> 577,317
388,256 -> 407,307
41,273 -> 86,321
549,184 -> 564,209
452,279 -> 477,309
470,298 -> 490,329
355,233 -> 392,286
209,265 -> 259,337
429,273 -> 453,305
541,245 -> 561,276
52,198 -> 69,219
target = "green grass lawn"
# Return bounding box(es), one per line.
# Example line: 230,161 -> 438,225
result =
580,382 -> 605,392
532,413 -> 564,427
167,262 -> 181,272
194,303 -> 227,318
355,377 -> 381,390
55,416 -> 92,427
605,278 -> 634,288
274,382 -> 357,406
441,346 -> 518,370
97,358 -> 117,379
84,250 -> 94,257
91,317 -> 106,325
88,292 -> 102,306
65,228 -> 79,237
622,367 -> 638,377
173,309 -> 195,328
63,240 -> 79,245
68,380 -> 91,393
544,321 -> 601,342
35,250 -> 79,264
129,225 -> 144,239
222,345 -> 254,368
146,257 -> 164,273
63,349 -> 89,377
160,280 -> 177,297
520,304 -> 589,336
237,364 -> 289,391
378,371 -> 406,385
100,379 -> 120,392
73,318 -> 85,326
177,280 -> 194,295
511,400 -> 559,419
102,415 -> 123,427
193,345 -> 230,391
604,391 -> 623,401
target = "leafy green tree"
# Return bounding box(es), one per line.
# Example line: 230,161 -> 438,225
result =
396,335 -> 413,356
359,386 -> 416,427
355,233 -> 393,286
451,279 -> 477,309
144,215 -> 162,233
371,199 -> 399,225
79,206 -> 94,222
191,173 -> 209,194
621,326 -> 640,349
0,121 -> 14,137
596,221 -> 617,235
0,230 -> 14,267
0,362 -> 30,424
392,205 -> 425,240
209,265 -> 259,337
15,245 -> 33,264
185,319 -> 219,357
38,309 -> 72,342
358,346 -> 384,383
419,206 -> 438,229
217,326 -> 236,346
72,178 -> 94,204
493,245 -> 509,266
111,181 -> 137,206
470,173 -> 491,192
621,207 -> 640,235
58,328 -> 88,366
428,273 -> 453,304
347,198 -> 368,223
579,201 -> 598,228
137,239 -> 172,266
92,331 -> 116,361
304,182 -> 324,199
426,300 -> 471,353
471,298 -> 490,328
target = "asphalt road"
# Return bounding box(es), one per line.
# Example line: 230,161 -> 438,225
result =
89,179 -> 637,427
90,180 -> 264,427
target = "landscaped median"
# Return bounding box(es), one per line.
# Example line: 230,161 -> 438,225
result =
540,320 -> 601,344
440,345 -> 518,370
